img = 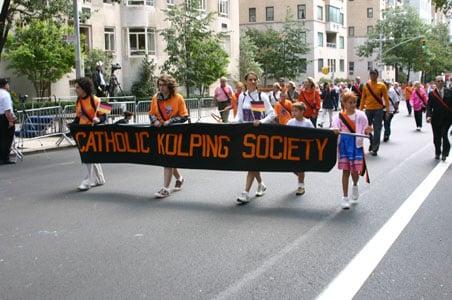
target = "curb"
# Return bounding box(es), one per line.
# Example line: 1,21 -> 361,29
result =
20,144 -> 76,156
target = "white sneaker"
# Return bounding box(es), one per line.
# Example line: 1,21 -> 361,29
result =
341,196 -> 351,209
77,183 -> 90,191
296,183 -> 305,196
237,191 -> 250,203
255,183 -> 267,197
155,187 -> 170,198
351,185 -> 359,204
90,180 -> 105,188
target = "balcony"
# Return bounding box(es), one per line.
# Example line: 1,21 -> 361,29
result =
325,22 -> 341,33
326,43 -> 337,48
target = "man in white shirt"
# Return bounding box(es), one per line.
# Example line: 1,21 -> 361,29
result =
0,78 -> 16,164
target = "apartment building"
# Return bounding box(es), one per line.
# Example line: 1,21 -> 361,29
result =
0,0 -> 240,97
239,0 -> 348,82
347,0 -> 397,82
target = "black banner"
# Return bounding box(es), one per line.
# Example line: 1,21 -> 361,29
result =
69,123 -> 338,172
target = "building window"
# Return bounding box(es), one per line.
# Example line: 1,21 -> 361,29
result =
297,4 -> 306,20
317,6 -> 323,21
128,28 -> 155,56
127,0 -> 154,5
266,6 -> 274,22
340,59 -> 344,72
368,61 -> 373,71
367,8 -> 373,18
104,27 -> 115,52
187,0 -> 206,10
318,58 -> 324,72
219,0 -> 229,17
339,36 -> 344,49
328,59 -> 336,73
367,26 -> 373,34
326,5 -> 341,24
167,0 -> 175,5
317,32 -> 324,47
349,61 -> 354,75
348,26 -> 355,37
249,7 -> 256,22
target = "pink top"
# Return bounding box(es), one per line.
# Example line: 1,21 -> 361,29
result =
214,85 -> 233,102
409,87 -> 428,112
332,110 -> 369,148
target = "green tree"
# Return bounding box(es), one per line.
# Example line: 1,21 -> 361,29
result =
160,0 -> 229,97
5,20 -> 74,97
245,9 -> 308,83
131,56 -> 158,99
357,6 -> 427,81
432,0 -> 452,15
423,23 -> 452,79
0,0 -> 72,60
239,32 -> 262,81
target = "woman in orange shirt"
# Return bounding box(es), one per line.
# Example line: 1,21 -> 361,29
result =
274,89 -> 293,125
232,81 -> 244,118
298,77 -> 321,127
149,74 -> 189,198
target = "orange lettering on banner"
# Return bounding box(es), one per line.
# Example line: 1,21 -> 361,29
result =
287,138 -> 300,161
300,139 -> 314,160
105,132 -> 116,152
316,138 -> 328,161
75,132 -> 87,152
176,133 -> 189,157
218,135 -> 230,158
256,135 -> 270,159
94,132 -> 104,152
114,132 -> 126,152
283,137 -> 289,160
242,134 -> 256,158
270,136 -> 283,159
205,135 -> 218,157
139,132 -> 150,153
157,134 -> 165,154
165,134 -> 178,155
85,132 -> 97,152
189,134 -> 202,156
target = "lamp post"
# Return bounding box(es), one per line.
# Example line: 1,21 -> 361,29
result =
73,0 -> 84,78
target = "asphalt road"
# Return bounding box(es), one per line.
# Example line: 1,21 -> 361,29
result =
0,107 -> 450,300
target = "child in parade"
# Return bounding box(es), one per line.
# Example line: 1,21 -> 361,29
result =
287,102 -> 314,195
298,77 -> 321,127
74,77 -> 106,191
236,72 -> 275,203
149,74 -> 189,198
332,92 -> 372,209
274,90 -> 293,125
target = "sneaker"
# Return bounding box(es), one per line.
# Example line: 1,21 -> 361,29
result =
174,177 -> 184,191
370,151 -> 377,156
383,136 -> 389,142
255,183 -> 267,197
155,187 -> 170,198
416,127 -> 421,132
90,180 -> 105,188
441,155 -> 447,161
296,186 -> 305,196
77,183 -> 90,191
237,191 -> 250,203
351,185 -> 359,204
341,197 -> 351,209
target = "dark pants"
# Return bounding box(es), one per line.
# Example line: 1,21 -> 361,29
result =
365,109 -> 384,153
310,117 -> 318,128
383,112 -> 394,139
414,111 -> 423,128
0,115 -> 15,163
405,100 -> 412,115
431,120 -> 452,157
217,101 -> 230,123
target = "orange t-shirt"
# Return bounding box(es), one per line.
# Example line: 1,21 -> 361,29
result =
274,100 -> 293,125
298,89 -> 321,118
404,86 -> 413,100
149,93 -> 188,123
75,95 -> 101,125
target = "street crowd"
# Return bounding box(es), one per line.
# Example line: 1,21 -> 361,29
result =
1,70 -> 451,209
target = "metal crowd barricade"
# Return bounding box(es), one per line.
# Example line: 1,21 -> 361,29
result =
14,106 -> 63,140
184,98 -> 200,123
56,104 -> 77,146
135,100 -> 151,124
198,97 -> 216,122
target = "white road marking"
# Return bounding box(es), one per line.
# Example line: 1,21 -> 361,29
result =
316,158 -> 450,300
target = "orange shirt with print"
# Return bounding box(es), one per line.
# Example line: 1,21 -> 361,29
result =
298,89 -> 321,118
274,100 -> 293,125
149,93 -> 188,123
76,95 -> 101,125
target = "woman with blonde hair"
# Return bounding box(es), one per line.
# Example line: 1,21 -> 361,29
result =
298,77 -> 321,127
409,81 -> 428,131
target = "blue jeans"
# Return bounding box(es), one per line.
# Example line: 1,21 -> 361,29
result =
365,109 -> 384,153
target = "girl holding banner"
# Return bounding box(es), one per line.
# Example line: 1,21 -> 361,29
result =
74,78 -> 106,191
332,92 -> 372,209
149,74 -> 189,198
236,72 -> 275,203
